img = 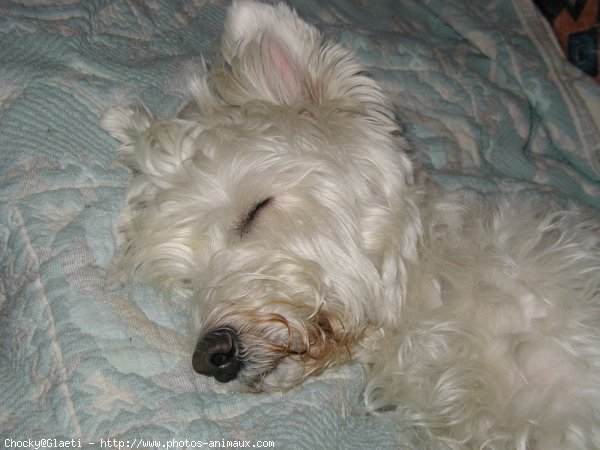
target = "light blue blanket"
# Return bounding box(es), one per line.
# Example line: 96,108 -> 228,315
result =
1,1 -> 599,448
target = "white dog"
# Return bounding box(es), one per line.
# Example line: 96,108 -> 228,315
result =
102,1 -> 600,448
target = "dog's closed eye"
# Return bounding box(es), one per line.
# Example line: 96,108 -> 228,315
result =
239,197 -> 272,236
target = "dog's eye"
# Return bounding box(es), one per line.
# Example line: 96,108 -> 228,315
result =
239,197 -> 272,236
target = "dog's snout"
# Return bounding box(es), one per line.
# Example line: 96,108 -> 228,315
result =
193,328 -> 241,383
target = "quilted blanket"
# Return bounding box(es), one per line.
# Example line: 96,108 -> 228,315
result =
1,0 -> 599,449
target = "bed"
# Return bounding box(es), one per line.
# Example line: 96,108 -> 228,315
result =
1,0 -> 599,448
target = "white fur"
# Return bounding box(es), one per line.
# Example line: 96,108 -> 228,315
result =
102,1 -> 600,448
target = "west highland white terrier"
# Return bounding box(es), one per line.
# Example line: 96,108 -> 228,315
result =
102,1 -> 600,448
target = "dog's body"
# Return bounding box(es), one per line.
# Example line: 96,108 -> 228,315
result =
103,1 -> 600,448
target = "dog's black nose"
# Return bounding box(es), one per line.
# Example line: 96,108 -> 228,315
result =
193,328 -> 241,383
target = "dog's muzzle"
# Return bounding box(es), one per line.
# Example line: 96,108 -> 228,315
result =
193,328 -> 242,383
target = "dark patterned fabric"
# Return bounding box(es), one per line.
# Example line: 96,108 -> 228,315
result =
534,0 -> 600,81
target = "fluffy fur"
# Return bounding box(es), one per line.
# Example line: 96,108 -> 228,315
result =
102,1 -> 600,448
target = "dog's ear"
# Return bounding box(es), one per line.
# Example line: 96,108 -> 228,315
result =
257,34 -> 303,104
102,106 -> 192,180
101,106 -> 153,153
217,0 -> 320,105
102,106 -> 157,175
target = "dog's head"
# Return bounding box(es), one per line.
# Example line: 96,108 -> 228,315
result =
103,0 -> 420,391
